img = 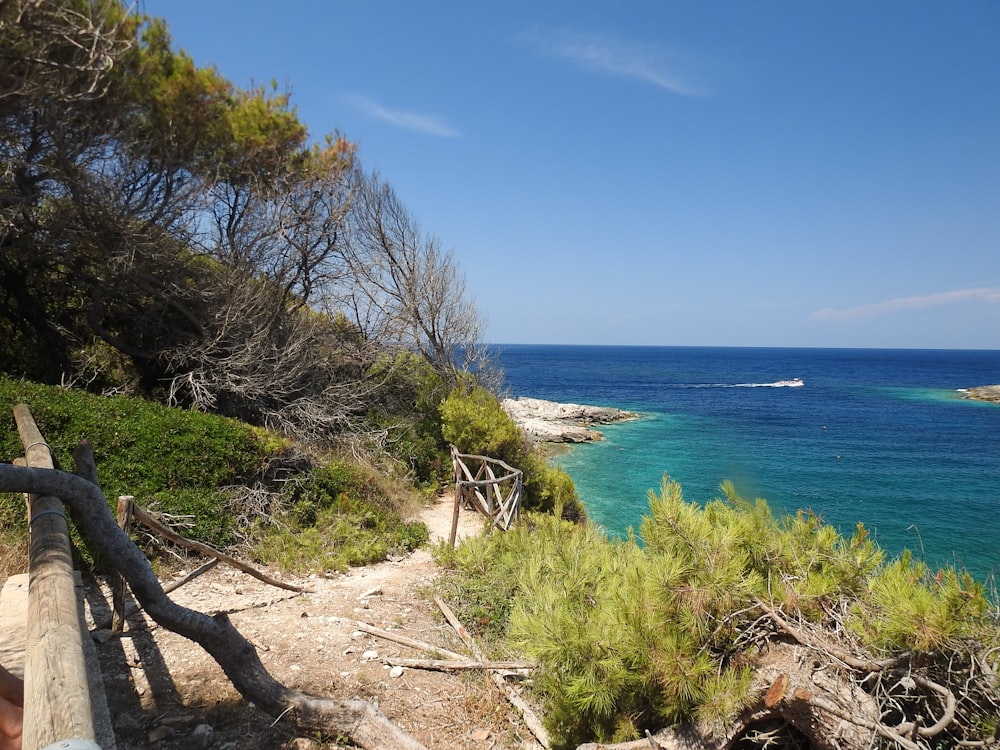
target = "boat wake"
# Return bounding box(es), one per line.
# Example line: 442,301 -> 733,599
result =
683,379 -> 804,389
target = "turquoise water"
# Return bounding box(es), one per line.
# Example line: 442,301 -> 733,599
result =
497,345 -> 1000,582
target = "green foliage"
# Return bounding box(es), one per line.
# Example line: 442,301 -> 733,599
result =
440,385 -> 586,518
252,460 -> 429,572
126,16 -> 312,185
440,384 -> 522,458
363,352 -> 452,487
0,378 -> 431,574
440,476 -> 998,749
0,377 -> 269,548
848,553 -> 992,652
435,517 -> 548,643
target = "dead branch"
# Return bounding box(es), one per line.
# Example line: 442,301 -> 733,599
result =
353,621 -> 467,661
804,694 -> 921,750
129,502 -> 311,593
383,657 -> 536,672
894,674 -> 957,739
0,461 -> 426,750
435,596 -> 550,749
756,597 -> 906,672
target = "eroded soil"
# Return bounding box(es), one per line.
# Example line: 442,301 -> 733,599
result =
85,496 -> 541,750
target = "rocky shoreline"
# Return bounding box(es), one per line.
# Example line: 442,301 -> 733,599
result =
961,385 -> 1000,404
502,396 -> 640,443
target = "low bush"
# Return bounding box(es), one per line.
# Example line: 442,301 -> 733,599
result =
440,384 -> 586,519
0,379 -> 429,576
439,477 -> 1000,749
252,459 -> 429,572
0,377 -> 270,549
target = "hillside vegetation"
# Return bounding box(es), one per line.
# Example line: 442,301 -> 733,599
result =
0,377 -> 429,576
438,480 -> 1000,749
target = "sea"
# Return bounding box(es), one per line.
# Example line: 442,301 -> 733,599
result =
495,345 -> 1000,583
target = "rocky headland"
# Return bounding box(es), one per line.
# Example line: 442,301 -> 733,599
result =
961,385 -> 1000,404
502,396 -> 640,443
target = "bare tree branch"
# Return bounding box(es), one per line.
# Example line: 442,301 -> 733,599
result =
339,169 -> 489,384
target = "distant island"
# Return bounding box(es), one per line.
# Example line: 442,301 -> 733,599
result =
961,385 -> 1000,404
502,396 -> 640,443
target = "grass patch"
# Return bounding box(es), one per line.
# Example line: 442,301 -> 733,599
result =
1,377 -> 273,550
252,460 -> 429,573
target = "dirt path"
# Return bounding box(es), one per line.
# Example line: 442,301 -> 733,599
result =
88,496 -> 540,749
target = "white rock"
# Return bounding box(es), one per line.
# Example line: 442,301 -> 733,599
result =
501,397 -> 638,443
191,724 -> 214,749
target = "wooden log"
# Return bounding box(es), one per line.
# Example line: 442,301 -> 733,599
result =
383,657 -> 537,672
435,596 -> 550,749
353,622 -> 467,661
434,596 -> 476,653
111,495 -> 134,633
13,404 -> 98,750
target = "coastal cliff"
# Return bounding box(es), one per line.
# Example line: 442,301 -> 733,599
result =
961,385 -> 1000,404
502,396 -> 639,443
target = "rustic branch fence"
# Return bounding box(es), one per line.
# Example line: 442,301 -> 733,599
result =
448,446 -> 522,547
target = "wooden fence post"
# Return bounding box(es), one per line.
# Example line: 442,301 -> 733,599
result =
110,496 -> 134,634
13,404 -> 100,750
449,447 -> 462,549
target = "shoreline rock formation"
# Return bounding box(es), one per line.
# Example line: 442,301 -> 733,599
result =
501,396 -> 640,443
960,385 -> 1000,404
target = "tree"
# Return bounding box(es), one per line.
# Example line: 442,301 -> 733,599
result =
0,0 -> 131,104
340,169 -> 495,387
0,2 -> 496,456
157,136 -> 382,440
0,0 -> 137,380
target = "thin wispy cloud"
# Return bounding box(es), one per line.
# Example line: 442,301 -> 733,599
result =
524,29 -> 708,97
810,287 -> 1000,321
346,95 -> 460,137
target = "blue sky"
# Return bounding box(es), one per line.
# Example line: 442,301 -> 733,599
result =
141,1 -> 999,349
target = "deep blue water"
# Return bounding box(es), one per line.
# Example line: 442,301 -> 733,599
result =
496,345 -> 1000,582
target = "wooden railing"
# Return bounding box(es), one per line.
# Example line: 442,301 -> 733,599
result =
448,446 -> 522,547
11,404 -> 106,750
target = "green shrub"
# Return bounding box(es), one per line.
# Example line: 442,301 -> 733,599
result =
252,461 -> 429,572
366,353 -> 452,487
440,385 -> 586,518
848,553 -> 991,652
0,378 -> 431,573
440,477 -> 999,749
440,384 -> 522,458
0,377 -> 273,548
